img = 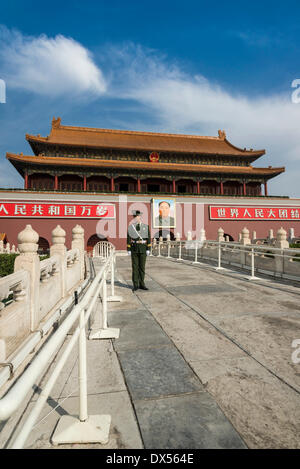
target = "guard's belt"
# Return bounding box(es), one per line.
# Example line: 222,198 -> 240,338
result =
131,240 -> 147,244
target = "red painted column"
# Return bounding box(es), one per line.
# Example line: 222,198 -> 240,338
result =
220,181 -> 224,195
264,181 -> 268,196
24,173 -> 28,190
243,182 -> 246,196
172,179 -> 176,193
111,177 -> 115,192
54,175 -> 58,190
83,175 -> 87,191
137,178 -> 141,193
197,181 -> 200,194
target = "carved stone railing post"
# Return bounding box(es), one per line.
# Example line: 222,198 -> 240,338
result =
275,227 -> 289,249
0,240 -> 3,253
268,229 -> 274,242
199,228 -> 206,243
50,225 -> 67,297
289,227 -> 295,243
72,225 -> 85,280
217,228 -> 225,242
14,225 -> 40,331
241,227 -> 251,246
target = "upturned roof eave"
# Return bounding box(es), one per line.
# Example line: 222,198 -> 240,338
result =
25,133 -> 265,159
6,152 -> 284,179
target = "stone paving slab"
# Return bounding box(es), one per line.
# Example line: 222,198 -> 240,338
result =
167,284 -> 241,294
134,393 -> 247,449
111,318 -> 172,352
117,346 -> 203,400
109,308 -> 154,325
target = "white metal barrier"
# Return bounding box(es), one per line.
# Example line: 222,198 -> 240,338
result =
92,241 -> 114,259
0,244 -> 122,449
151,240 -> 300,282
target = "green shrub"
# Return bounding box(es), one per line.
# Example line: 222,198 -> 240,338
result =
0,254 -> 19,277
289,243 -> 300,262
39,254 -> 50,261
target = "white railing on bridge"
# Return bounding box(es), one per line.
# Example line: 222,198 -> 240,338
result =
0,224 -> 85,365
151,238 -> 300,281
0,240 -> 122,448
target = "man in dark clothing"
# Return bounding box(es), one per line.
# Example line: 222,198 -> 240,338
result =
127,210 -> 151,291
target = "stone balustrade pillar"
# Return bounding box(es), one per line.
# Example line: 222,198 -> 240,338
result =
241,227 -> 251,245
217,227 -> 225,242
72,225 -> 85,280
14,225 -> 40,331
199,228 -> 206,242
0,240 -> 3,253
187,231 -> 192,241
50,225 -> 67,297
289,228 -> 295,242
175,233 -> 181,242
275,227 -> 289,249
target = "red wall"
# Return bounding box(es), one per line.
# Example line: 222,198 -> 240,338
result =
1,197 -> 300,250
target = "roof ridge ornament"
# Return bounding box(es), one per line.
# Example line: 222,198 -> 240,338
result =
52,116 -> 61,129
218,129 -> 226,140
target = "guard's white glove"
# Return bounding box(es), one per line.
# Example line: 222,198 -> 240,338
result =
146,250 -> 150,256
127,251 -> 131,256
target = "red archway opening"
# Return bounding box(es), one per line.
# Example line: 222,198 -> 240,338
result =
224,233 -> 234,242
38,237 -> 50,254
87,234 -> 108,254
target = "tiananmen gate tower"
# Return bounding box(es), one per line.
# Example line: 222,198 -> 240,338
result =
1,117 -> 299,252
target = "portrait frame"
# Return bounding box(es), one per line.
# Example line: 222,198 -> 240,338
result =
152,198 -> 176,229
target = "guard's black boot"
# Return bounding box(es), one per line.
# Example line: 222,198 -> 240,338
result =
139,285 -> 148,290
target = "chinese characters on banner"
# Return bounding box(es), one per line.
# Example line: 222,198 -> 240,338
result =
210,206 -> 300,220
0,202 -> 116,218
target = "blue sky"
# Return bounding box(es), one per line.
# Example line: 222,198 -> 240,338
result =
1,0 -> 300,195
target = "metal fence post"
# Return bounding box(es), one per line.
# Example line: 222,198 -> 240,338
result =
89,263 -> 120,340
79,304 -> 88,422
248,247 -> 259,281
193,241 -> 200,264
216,242 -> 225,270
177,241 -> 182,261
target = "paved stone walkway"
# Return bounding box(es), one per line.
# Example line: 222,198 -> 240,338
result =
1,255 -> 299,449
113,255 -> 300,449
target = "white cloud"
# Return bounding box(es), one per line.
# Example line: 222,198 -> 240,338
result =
0,27 -> 106,97
106,44 -> 300,196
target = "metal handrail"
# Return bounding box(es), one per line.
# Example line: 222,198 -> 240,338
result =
0,248 -> 116,448
151,240 -> 300,280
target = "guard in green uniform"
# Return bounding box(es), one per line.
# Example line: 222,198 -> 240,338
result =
127,210 -> 151,291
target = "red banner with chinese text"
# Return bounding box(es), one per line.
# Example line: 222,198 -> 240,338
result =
0,201 -> 116,218
209,206 -> 300,221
